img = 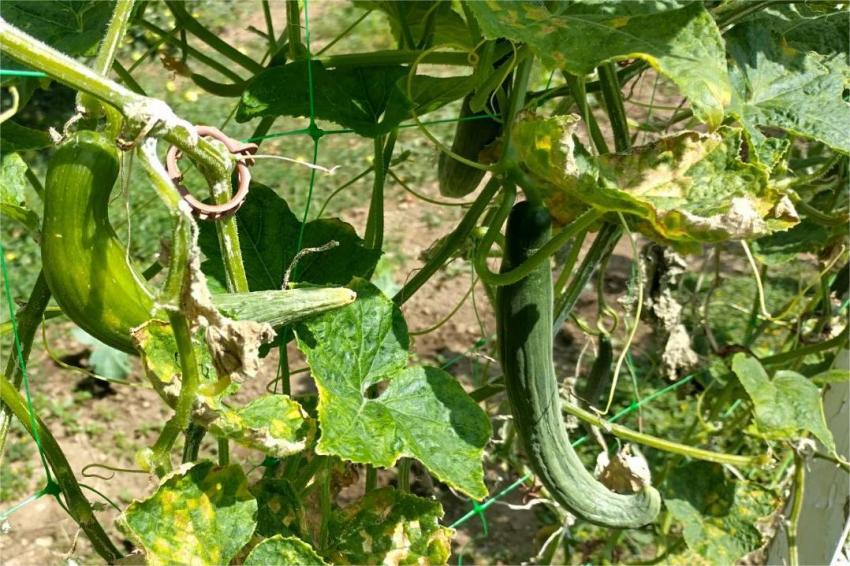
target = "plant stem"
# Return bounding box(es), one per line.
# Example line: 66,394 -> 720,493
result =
166,1 -> 264,73
364,132 -> 397,250
397,458 -> 412,492
761,325 -> 848,367
218,438 -> 230,466
318,49 -> 472,69
181,422 -> 205,463
149,313 -> 202,476
0,373 -> 123,562
553,223 -> 622,336
79,0 -> 135,115
498,47 -> 533,166
319,458 -> 332,551
563,73 -> 609,154
286,0 -> 305,59
139,19 -> 245,82
597,62 -> 630,152
0,271 -> 51,465
788,451 -> 806,566
262,0 -> 276,52
562,402 -> 765,467
0,19 -> 233,181
365,466 -> 378,492
393,177 -> 501,305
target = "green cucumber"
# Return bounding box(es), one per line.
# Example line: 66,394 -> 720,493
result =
42,131 -> 355,354
496,200 -> 661,528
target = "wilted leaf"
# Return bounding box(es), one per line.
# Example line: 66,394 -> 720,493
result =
732,353 -> 835,452
209,395 -> 315,458
665,462 -> 777,563
467,1 -> 730,127
122,462 -> 257,566
326,488 -> 451,565
295,279 -> 491,499
244,535 -> 327,566
512,116 -> 795,245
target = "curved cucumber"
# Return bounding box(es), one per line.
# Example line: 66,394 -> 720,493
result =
42,131 -> 156,353
496,200 -> 661,528
438,94 -> 502,198
42,131 -> 355,354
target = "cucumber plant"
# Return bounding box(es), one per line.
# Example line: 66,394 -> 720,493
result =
0,1 -> 847,565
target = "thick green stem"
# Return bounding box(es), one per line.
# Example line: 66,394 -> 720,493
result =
218,438 -> 230,466
498,48 -> 533,167
364,132 -> 397,250
0,271 -> 51,464
286,0 -> 306,59
166,1 -> 264,73
0,373 -> 123,562
149,313 -> 202,476
393,177 -> 501,305
597,62 -> 630,152
79,0 -> 135,115
762,326 -> 848,367
553,223 -> 622,336
563,73 -> 609,154
0,19 -> 233,182
397,458 -> 412,492
562,402 -> 766,468
181,422 -> 206,463
788,451 -> 805,566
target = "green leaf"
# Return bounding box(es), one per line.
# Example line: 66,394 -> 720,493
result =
1,1 -> 114,57
244,535 -> 328,566
355,1 -> 472,48
665,462 -> 777,563
199,184 -> 380,291
751,220 -> 833,266
295,279 -> 491,499
512,116 -> 795,245
326,488 -> 451,565
727,22 -> 850,154
71,328 -> 131,381
0,152 -> 40,233
0,122 -> 52,154
122,462 -> 257,566
209,395 -> 316,458
732,354 -> 835,452
237,62 -> 473,136
253,479 -> 307,539
467,1 -> 729,127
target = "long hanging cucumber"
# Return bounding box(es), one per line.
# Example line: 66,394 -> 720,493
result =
496,200 -> 661,528
41,131 -> 354,354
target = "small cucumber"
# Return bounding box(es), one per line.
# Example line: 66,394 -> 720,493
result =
438,94 -> 502,198
496,200 -> 661,528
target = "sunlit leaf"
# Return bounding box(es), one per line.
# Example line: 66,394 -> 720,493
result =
732,353 -> 835,452
244,535 -> 328,566
467,1 -> 730,127
122,462 -> 257,566
295,279 -> 491,499
665,462 -> 777,563
326,488 -> 451,565
727,21 -> 850,155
